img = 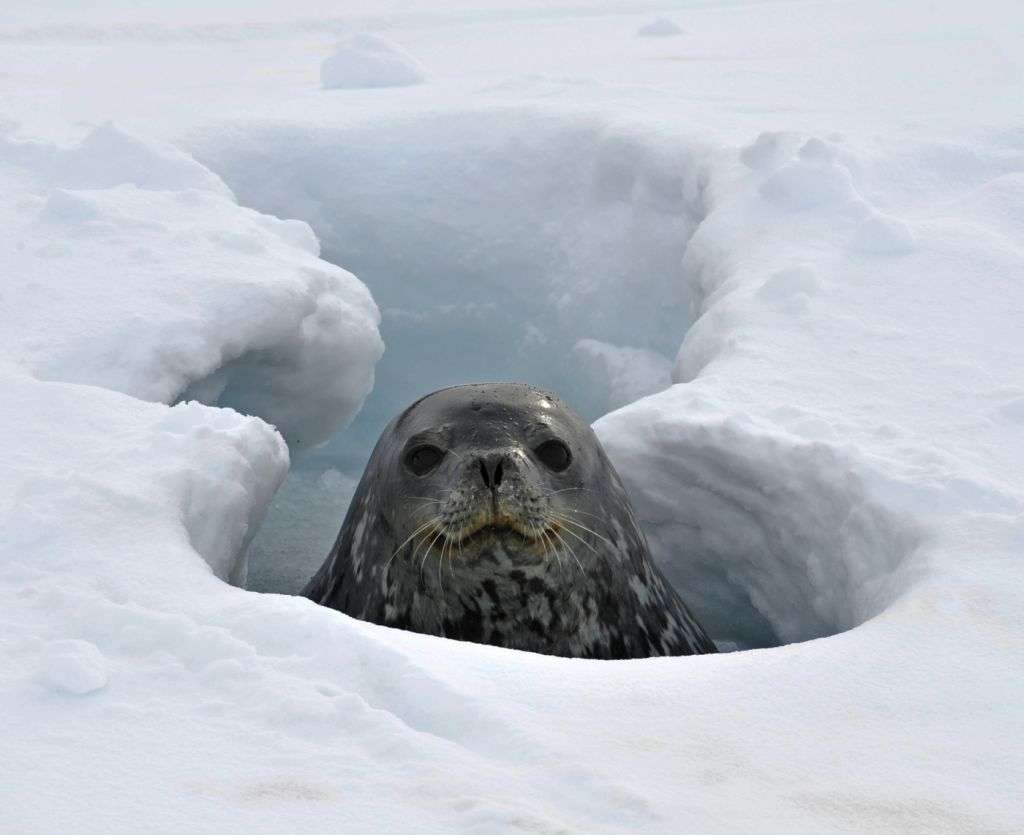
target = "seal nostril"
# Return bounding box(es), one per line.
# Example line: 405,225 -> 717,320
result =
477,455 -> 504,490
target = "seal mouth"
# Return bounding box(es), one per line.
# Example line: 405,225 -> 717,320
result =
445,521 -> 539,547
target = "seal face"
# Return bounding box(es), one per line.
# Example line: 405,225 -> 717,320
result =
303,383 -> 716,659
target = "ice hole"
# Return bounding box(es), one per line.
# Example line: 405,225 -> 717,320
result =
189,109 -> 918,651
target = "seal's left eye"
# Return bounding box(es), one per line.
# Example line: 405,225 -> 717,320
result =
405,444 -> 445,476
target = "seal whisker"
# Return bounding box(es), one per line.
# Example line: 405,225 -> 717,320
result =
550,506 -> 606,522
418,526 -> 447,578
540,526 -> 566,576
548,517 -> 601,554
445,533 -> 456,585
408,522 -> 440,569
452,531 -> 463,583
547,525 -> 584,576
535,524 -> 551,565
550,513 -> 614,548
386,518 -> 439,569
533,521 -> 550,561
437,528 -> 451,594
409,504 -> 442,521
530,520 -> 557,571
530,521 -> 541,554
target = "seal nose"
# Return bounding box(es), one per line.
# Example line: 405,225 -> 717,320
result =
477,453 -> 505,490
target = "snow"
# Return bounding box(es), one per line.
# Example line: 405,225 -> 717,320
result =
39,640 -> 109,696
0,120 -> 382,585
320,34 -> 427,90
597,390 -> 921,648
0,122 -> 383,453
849,212 -> 916,255
636,18 -> 685,38
1,0 -> 1023,830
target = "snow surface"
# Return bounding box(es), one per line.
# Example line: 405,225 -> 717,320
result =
1,0 -> 1023,831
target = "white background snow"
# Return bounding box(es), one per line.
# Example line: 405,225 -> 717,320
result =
1,0 -> 1022,831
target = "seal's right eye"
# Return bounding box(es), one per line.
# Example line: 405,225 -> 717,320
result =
534,439 -> 571,472
405,444 -> 445,476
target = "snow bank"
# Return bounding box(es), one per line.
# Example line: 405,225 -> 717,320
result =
0,374 -> 287,586
0,121 -> 382,584
320,34 -> 427,90
5,368 -> 643,830
597,391 -> 920,647
0,122 -> 383,451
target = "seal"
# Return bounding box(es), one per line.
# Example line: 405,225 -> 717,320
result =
303,383 -> 716,659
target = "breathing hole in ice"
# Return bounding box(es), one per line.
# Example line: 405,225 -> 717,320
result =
189,109 -> 918,652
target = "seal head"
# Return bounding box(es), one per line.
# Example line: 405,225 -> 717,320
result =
303,383 -> 715,659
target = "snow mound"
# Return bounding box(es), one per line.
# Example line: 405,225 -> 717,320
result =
597,391 -> 920,647
850,212 -> 916,254
1,123 -> 383,450
38,640 -> 108,695
757,264 -> 821,303
636,18 -> 685,38
760,156 -> 857,211
756,265 -> 821,314
320,34 -> 427,90
740,131 -> 800,171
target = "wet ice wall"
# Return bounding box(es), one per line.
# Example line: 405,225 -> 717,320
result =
191,108 -> 709,461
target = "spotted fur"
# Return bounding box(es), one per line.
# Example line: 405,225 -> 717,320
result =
303,383 -> 716,659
